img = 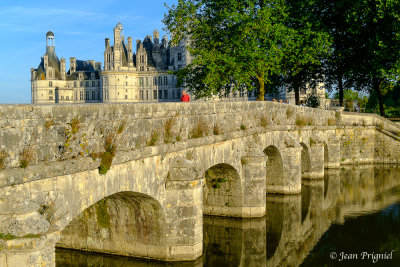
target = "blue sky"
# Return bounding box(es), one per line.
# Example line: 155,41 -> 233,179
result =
0,0 -> 178,104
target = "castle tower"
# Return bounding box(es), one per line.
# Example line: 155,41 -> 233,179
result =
46,31 -> 55,48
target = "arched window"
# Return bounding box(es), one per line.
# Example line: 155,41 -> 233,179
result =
164,76 -> 168,86
159,76 -> 162,86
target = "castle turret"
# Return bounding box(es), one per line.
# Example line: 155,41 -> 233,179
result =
70,57 -> 76,73
60,58 -> 66,80
153,29 -> 160,44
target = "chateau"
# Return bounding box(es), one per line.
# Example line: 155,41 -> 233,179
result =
31,23 -> 191,104
31,22 -> 324,105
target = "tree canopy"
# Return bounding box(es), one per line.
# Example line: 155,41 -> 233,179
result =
164,0 -> 400,115
163,0 -> 329,101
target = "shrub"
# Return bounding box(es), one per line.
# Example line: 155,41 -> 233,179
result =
240,124 -> 246,130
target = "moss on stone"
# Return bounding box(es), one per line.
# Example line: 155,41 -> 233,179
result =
95,199 -> 110,228
0,233 -> 16,240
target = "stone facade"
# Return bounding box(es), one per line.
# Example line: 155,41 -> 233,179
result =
30,23 -> 193,104
30,31 -> 102,104
0,101 -> 400,265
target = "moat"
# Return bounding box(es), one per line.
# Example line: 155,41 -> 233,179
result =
56,165 -> 400,266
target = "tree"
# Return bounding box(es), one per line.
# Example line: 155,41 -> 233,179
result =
316,0 -> 360,107
163,0 -> 329,101
318,0 -> 400,115
349,0 -> 400,116
281,0 -> 331,105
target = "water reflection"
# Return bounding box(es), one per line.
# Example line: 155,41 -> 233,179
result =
56,165 -> 400,266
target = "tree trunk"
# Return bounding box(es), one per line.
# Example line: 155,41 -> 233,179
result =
338,75 -> 344,107
295,87 -> 300,105
257,74 -> 265,101
374,79 -> 385,116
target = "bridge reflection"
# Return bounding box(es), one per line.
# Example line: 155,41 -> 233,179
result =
56,165 -> 400,266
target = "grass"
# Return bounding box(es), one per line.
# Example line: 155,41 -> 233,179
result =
20,147 -> 33,168
286,108 -> 295,119
295,115 -> 314,127
0,150 -> 7,170
98,135 -> 116,175
213,123 -> 222,135
327,118 -> 337,126
44,119 -> 54,130
147,130 -> 160,146
69,117 -> 80,134
241,156 -> 248,165
240,124 -> 246,130
117,121 -> 126,134
0,233 -> 16,240
95,199 -> 110,228
190,118 -> 208,139
260,115 -> 269,127
164,118 -> 174,143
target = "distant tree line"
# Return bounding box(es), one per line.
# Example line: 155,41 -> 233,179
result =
163,0 -> 400,116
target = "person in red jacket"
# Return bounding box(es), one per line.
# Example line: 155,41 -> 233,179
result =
180,90 -> 190,102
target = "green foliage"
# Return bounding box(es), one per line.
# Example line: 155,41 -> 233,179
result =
305,94 -> 321,108
240,124 -> 246,130
95,199 -> 110,229
164,0 -> 329,100
98,135 -> 116,175
23,234 -> 40,238
0,233 -> 16,240
210,178 -> 227,189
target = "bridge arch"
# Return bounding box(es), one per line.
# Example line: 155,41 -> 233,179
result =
57,191 -> 167,259
300,142 -> 311,177
264,145 -> 284,189
203,163 -> 243,217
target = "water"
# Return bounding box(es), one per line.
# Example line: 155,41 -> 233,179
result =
56,165 -> 400,266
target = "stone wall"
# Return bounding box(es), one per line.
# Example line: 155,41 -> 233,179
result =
1,101 -> 400,265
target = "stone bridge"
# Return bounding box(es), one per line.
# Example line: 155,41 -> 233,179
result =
0,102 -> 399,266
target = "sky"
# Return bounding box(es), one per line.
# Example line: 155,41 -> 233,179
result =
0,0 -> 178,104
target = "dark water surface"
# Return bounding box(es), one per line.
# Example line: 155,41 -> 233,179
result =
56,165 -> 400,266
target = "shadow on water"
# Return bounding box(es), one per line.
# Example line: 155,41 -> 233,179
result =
56,165 -> 400,266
